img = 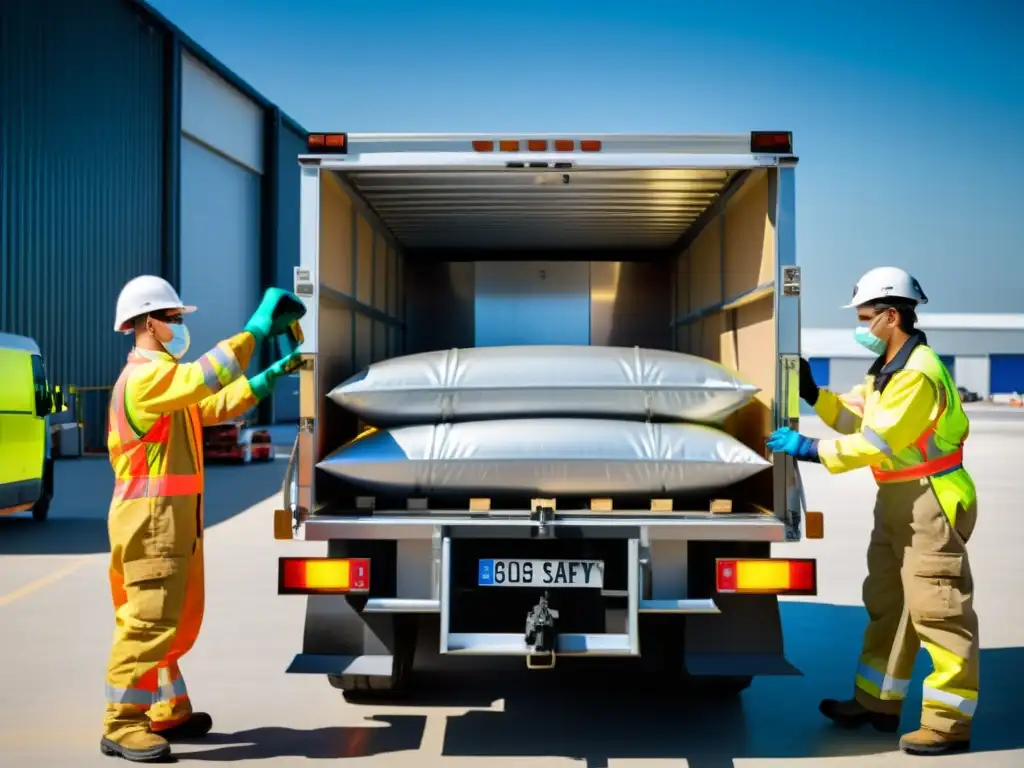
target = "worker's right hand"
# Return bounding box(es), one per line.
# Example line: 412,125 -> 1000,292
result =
799,358 -> 819,406
244,288 -> 307,344
249,352 -> 302,401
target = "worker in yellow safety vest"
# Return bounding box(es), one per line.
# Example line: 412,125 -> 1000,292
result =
101,276 -> 304,763
767,267 -> 978,757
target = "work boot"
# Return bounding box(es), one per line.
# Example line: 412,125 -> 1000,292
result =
99,731 -> 171,762
153,711 -> 213,741
819,698 -> 900,733
899,727 -> 971,756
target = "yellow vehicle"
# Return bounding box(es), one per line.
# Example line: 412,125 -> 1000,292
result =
0,332 -> 56,522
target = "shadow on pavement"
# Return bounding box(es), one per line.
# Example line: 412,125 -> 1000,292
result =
177,716 -> 425,761
146,603 -> 1023,765
422,603 -> 1019,766
0,457 -> 286,555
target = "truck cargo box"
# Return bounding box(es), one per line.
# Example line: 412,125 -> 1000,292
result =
278,132 -> 807,697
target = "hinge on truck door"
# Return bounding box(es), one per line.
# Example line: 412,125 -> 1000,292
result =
782,266 -> 801,296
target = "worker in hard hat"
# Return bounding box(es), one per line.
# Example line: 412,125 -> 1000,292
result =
767,267 -> 977,757
101,275 -> 305,763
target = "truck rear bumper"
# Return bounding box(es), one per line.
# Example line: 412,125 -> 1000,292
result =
284,523 -> 805,679
359,597 -> 721,615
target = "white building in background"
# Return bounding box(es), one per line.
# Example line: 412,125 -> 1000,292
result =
802,314 -> 1024,400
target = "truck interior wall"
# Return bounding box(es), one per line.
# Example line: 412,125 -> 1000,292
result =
673,169 -> 777,509
313,172 -> 406,478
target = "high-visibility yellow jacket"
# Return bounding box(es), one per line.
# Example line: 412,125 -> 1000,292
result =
814,333 -> 975,526
107,332 -> 258,563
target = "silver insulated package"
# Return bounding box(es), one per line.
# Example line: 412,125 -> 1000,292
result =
318,418 -> 770,496
329,345 -> 759,425
320,345 -> 769,497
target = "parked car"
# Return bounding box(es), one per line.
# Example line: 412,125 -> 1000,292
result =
957,386 -> 981,403
203,420 -> 275,464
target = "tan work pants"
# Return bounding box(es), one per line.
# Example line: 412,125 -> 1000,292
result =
104,497 -> 205,742
854,477 -> 979,735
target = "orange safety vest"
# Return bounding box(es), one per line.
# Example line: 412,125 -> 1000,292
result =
108,351 -> 203,501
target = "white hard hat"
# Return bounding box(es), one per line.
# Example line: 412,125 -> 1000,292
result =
843,266 -> 928,309
114,275 -> 196,333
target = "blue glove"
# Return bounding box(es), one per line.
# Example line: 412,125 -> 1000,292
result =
766,427 -> 820,462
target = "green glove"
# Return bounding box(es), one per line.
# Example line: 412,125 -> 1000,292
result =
249,352 -> 301,401
244,288 -> 307,344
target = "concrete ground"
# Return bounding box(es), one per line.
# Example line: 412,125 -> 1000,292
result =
1,405 -> 1022,766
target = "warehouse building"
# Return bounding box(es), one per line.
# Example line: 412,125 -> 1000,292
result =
803,314 -> 1024,400
0,0 -> 307,443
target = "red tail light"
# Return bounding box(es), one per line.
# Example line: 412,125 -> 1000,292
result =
716,558 -> 816,595
278,558 -> 370,595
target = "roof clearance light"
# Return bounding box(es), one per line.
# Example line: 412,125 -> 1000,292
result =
278,557 -> 370,595
715,558 -> 816,596
307,133 -> 348,154
554,139 -> 575,152
499,140 -> 520,152
472,140 -> 495,152
579,140 -> 603,152
750,131 -> 793,154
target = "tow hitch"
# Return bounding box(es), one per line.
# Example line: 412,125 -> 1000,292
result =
524,590 -> 559,670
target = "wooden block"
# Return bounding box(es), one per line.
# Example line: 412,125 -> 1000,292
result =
355,496 -> 376,510
531,498 -> 557,511
709,499 -> 733,514
650,498 -> 673,513
469,497 -> 491,511
406,498 -> 428,511
805,511 -> 825,539
590,498 -> 613,512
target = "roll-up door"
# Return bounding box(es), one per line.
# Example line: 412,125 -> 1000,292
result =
938,355 -> 956,381
178,52 -> 264,369
990,354 -> 1024,394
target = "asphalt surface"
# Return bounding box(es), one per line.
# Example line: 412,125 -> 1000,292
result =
1,404 -> 1023,766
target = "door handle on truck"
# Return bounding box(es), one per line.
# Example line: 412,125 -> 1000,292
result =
277,436 -> 300,538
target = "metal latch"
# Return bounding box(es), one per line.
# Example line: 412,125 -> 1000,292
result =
524,591 -> 559,670
782,266 -> 801,296
529,503 -> 555,539
293,267 -> 315,298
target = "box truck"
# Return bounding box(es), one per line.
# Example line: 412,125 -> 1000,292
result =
277,132 -> 812,698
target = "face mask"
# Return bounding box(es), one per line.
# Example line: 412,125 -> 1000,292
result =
162,323 -> 191,360
853,316 -> 887,355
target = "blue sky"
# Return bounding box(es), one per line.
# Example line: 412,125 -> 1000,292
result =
149,0 -> 1023,327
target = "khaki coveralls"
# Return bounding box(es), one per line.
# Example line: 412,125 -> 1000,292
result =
104,332 -> 258,741
814,333 -> 978,736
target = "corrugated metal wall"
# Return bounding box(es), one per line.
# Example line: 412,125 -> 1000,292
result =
0,0 -> 166,389
270,122 -> 308,423
275,123 -> 306,291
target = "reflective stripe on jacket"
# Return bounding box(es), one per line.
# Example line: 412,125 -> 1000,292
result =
107,333 -> 259,504
813,333 -> 976,526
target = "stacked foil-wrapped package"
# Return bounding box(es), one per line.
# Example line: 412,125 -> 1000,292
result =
318,345 -> 770,496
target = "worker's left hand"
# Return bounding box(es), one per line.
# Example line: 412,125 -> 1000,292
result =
766,427 -> 819,461
249,352 -> 302,401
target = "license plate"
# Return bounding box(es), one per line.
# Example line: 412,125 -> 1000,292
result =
477,559 -> 604,588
